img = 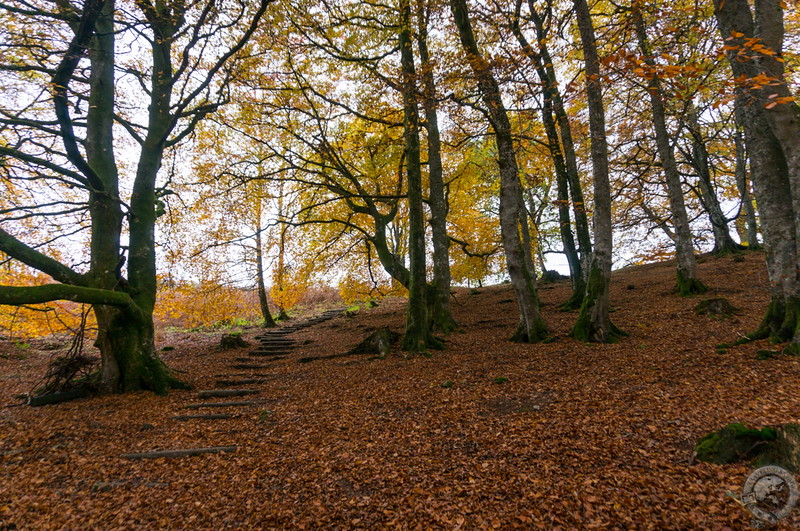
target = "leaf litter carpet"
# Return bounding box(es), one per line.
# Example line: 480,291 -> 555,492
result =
2,252 -> 800,529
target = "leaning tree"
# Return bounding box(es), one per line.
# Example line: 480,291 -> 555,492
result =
0,0 -> 271,393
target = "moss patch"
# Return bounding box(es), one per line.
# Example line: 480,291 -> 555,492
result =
695,423 -> 800,472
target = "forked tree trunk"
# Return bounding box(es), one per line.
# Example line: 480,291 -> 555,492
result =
632,7 -> 707,296
571,0 -> 624,342
400,0 -> 437,351
713,0 -> 800,350
684,107 -> 740,254
510,1 -> 584,309
450,0 -> 548,343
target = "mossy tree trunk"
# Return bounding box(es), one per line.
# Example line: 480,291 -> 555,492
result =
713,0 -> 800,351
399,0 -> 437,352
416,0 -> 456,334
570,0 -> 623,342
450,0 -> 548,343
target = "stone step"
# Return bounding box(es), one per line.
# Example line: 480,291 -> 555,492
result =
247,351 -> 290,358
213,373 -> 272,378
121,446 -> 237,460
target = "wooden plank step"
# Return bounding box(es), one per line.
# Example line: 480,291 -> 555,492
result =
184,400 -> 259,409
121,446 -> 237,460
230,364 -> 275,370
215,379 -> 271,387
247,352 -> 289,358
197,389 -> 259,398
173,414 -> 234,421
213,373 -> 272,378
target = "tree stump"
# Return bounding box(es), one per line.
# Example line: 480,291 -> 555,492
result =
694,297 -> 738,318
348,327 -> 400,357
219,333 -> 249,350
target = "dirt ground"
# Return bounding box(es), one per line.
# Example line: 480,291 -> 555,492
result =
2,250 -> 799,529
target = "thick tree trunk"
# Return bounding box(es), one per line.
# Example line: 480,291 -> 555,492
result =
94,306 -> 185,394
632,8 -> 707,296
571,0 -> 623,342
400,0 -> 436,352
416,0 -> 456,333
713,0 -> 800,349
450,0 -> 548,343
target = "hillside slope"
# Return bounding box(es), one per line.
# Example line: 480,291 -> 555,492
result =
1,251 -> 799,528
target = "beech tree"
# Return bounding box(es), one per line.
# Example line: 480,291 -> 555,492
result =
0,0 -> 271,392
449,0 -> 548,343
712,0 -> 800,349
570,0 -> 624,342
630,3 -> 707,295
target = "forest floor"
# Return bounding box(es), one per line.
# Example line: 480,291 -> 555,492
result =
2,250 -> 800,529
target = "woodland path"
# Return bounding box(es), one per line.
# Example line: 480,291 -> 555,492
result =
123,309 -> 346,461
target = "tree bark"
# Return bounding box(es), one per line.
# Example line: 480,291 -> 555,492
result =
255,222 -> 277,328
400,0 -> 437,351
684,106 -> 740,254
570,0 -> 623,342
733,109 -> 760,248
713,0 -> 800,349
450,0 -> 548,342
416,0 -> 456,333
510,0 -> 584,309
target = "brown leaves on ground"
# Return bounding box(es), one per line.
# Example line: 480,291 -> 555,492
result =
2,252 -> 800,529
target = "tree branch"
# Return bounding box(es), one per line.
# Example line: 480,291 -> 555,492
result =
0,227 -> 84,286
0,283 -> 133,307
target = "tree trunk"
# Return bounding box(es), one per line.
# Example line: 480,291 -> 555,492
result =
94,306 -> 184,393
713,0 -> 800,349
571,0 -> 623,342
685,106 -> 740,254
400,0 -> 436,352
526,0 -> 592,276
416,0 -> 456,333
733,109 -> 760,248
632,7 -> 707,296
255,226 -> 276,328
450,0 -> 547,342
510,1 -> 583,309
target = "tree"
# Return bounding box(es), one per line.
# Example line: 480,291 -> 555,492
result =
630,3 -> 707,295
712,0 -> 800,349
570,0 -> 624,342
449,0 -> 548,343
0,0 -> 271,392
